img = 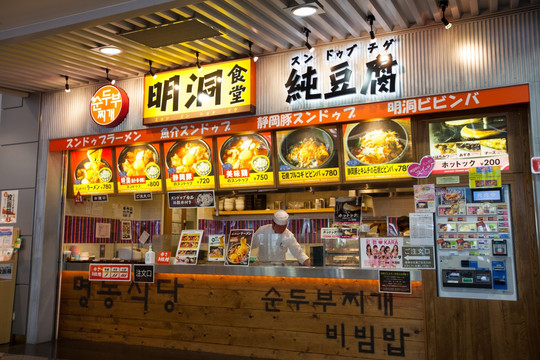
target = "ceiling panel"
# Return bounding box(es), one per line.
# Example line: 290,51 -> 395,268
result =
0,0 -> 537,96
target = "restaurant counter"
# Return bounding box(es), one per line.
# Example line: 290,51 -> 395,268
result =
63,261 -> 422,280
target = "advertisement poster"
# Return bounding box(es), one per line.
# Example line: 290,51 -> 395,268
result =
334,196 -> 363,226
0,226 -> 14,261
414,184 -> 436,212
343,119 -> 413,181
168,190 -> 215,208
276,126 -> 340,185
1,190 -> 18,223
225,229 -> 253,266
174,230 -> 204,265
121,221 -> 132,241
71,148 -> 115,195
469,166 -> 501,188
164,138 -> 215,191
208,234 -> 226,262
116,143 -> 162,193
429,116 -> 509,174
217,132 -> 274,189
361,237 -> 403,269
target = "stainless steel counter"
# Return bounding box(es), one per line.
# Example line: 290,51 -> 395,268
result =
63,262 -> 422,280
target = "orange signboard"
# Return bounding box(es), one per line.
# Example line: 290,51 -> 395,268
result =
50,84 -> 530,152
90,85 -> 129,127
71,148 -> 115,195
163,138 -> 215,191
116,143 -> 163,193
216,132 -> 274,189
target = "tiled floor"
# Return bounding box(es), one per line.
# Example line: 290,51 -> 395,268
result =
0,339 -> 267,360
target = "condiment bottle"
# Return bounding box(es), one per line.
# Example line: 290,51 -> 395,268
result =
145,245 -> 155,264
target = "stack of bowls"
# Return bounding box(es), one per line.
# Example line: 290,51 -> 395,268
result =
224,198 -> 235,211
254,194 -> 266,210
244,195 -> 254,210
235,196 -> 245,211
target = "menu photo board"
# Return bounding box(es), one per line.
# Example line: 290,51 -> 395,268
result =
217,132 -> 274,189
225,229 -> 253,266
429,116 -> 509,174
116,143 -> 162,193
71,148 -> 114,196
174,230 -> 204,265
343,118 -> 413,181
276,126 -> 340,185
163,138 -> 215,191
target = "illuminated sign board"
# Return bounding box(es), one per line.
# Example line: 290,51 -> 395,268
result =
90,85 -> 129,127
143,58 -> 256,126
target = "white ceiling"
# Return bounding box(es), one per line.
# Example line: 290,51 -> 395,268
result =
0,0 -> 537,96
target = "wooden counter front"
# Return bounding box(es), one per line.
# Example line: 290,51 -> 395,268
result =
59,270 -> 425,359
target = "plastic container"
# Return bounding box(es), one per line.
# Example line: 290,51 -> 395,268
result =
145,245 -> 155,264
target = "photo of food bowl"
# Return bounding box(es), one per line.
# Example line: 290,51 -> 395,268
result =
227,240 -> 250,264
345,120 -> 409,165
74,157 -> 112,184
278,127 -> 335,170
220,134 -> 270,171
117,144 -> 159,178
166,139 -> 211,175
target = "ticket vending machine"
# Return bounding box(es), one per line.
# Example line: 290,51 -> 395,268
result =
434,185 -> 517,300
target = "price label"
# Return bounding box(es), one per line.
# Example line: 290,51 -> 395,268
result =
345,163 -> 411,181
279,167 -> 339,185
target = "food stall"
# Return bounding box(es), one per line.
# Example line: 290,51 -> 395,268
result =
50,70 -> 533,359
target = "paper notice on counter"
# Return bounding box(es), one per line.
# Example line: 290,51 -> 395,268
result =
409,213 -> 434,246
413,184 -> 435,213
138,231 -> 150,245
208,234 -> 226,262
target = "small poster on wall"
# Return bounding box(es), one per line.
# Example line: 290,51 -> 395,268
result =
121,221 -> 132,241
361,237 -> 403,269
174,230 -> 203,265
334,196 -> 363,226
1,190 -> 18,224
208,234 -> 226,262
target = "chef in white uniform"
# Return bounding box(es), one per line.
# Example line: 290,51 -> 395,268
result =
252,209 -> 311,266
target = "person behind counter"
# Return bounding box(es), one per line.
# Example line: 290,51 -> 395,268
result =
252,209 -> 311,266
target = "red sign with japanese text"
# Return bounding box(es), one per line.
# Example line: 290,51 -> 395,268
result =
116,143 -> 163,193
71,148 -> 115,196
156,251 -> 171,264
90,85 -> 129,127
50,85 -> 530,152
216,132 -> 274,189
88,264 -> 132,282
163,138 -> 215,190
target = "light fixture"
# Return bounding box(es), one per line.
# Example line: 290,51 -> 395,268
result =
368,15 -> 376,42
195,51 -> 203,71
439,1 -> 452,29
105,68 -> 116,85
93,45 -> 122,56
147,60 -> 157,79
64,76 -> 70,93
303,27 -> 314,53
289,0 -> 324,17
247,41 -> 259,62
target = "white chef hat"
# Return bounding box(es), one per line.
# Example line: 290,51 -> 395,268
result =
273,209 -> 289,225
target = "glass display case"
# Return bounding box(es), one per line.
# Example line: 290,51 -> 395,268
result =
323,237 -> 360,266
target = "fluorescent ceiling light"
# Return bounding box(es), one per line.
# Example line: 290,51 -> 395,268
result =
94,45 -> 122,56
292,5 -> 317,16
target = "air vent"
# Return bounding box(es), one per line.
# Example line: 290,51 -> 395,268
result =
119,18 -> 222,48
